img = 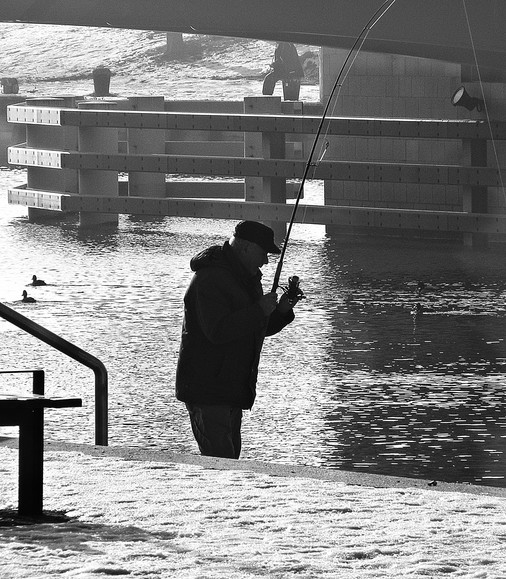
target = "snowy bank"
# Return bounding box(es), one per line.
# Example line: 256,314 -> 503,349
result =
1,440 -> 506,578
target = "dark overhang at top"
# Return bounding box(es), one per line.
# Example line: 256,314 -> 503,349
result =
1,0 -> 505,70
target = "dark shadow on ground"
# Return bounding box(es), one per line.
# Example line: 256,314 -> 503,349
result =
0,508 -> 181,556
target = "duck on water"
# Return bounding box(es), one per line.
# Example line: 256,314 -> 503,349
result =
30,275 -> 46,286
21,290 -> 36,303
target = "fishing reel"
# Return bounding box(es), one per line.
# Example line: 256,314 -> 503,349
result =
282,275 -> 306,305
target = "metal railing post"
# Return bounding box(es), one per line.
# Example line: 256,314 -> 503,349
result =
0,302 -> 108,445
32,369 -> 45,395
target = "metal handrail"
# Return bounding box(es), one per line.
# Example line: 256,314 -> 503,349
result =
0,302 -> 108,445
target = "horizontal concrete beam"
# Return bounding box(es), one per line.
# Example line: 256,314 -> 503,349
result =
118,180 -> 247,199
8,188 -> 506,234
162,181 -> 301,199
8,147 -> 64,168
7,187 -> 69,210
10,148 -> 498,187
9,145 -> 502,186
165,141 -> 304,158
8,181 -> 299,204
8,105 -> 506,140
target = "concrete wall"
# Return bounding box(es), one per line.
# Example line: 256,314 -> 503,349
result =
466,80 -> 506,218
319,49 -> 506,240
320,48 -> 472,216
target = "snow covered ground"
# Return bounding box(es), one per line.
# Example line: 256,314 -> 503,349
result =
1,442 -> 506,579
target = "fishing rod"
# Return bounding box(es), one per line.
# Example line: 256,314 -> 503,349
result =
271,0 -> 398,296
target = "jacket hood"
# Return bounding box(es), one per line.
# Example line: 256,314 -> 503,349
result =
190,241 -> 263,283
190,244 -> 227,272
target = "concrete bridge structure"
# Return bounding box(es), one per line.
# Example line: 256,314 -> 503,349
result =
2,0 -> 506,245
1,1 -> 506,71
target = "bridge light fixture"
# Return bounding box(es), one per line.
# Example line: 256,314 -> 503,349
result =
451,86 -> 484,112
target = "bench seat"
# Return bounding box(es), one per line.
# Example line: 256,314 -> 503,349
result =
0,392 -> 82,515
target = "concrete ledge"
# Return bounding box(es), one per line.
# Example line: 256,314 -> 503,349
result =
3,437 -> 503,499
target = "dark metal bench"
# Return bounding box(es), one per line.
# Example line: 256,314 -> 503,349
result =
0,369 -> 82,515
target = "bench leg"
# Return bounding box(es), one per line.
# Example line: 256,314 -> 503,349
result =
18,409 -> 44,516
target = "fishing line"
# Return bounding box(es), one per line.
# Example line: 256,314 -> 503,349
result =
271,0 -> 398,292
462,0 -> 506,202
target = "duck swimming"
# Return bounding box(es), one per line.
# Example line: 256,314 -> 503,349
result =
31,275 -> 46,286
22,290 -> 36,303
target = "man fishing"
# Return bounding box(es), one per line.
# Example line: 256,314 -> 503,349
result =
175,220 -> 301,459
175,0 -> 395,460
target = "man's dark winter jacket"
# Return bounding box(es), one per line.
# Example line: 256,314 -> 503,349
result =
175,241 -> 294,409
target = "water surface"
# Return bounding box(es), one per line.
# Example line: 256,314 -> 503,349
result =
1,169 -> 506,487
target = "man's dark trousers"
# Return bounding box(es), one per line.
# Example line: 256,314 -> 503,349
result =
185,403 -> 243,459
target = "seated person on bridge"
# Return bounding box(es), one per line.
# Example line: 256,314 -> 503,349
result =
262,42 -> 304,101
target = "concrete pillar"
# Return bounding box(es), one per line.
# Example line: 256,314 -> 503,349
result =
25,97 -> 77,222
1,77 -> 19,94
462,138 -> 488,248
244,96 -> 286,241
127,96 -> 166,200
166,32 -> 185,58
77,100 -> 119,227
282,99 -> 305,200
